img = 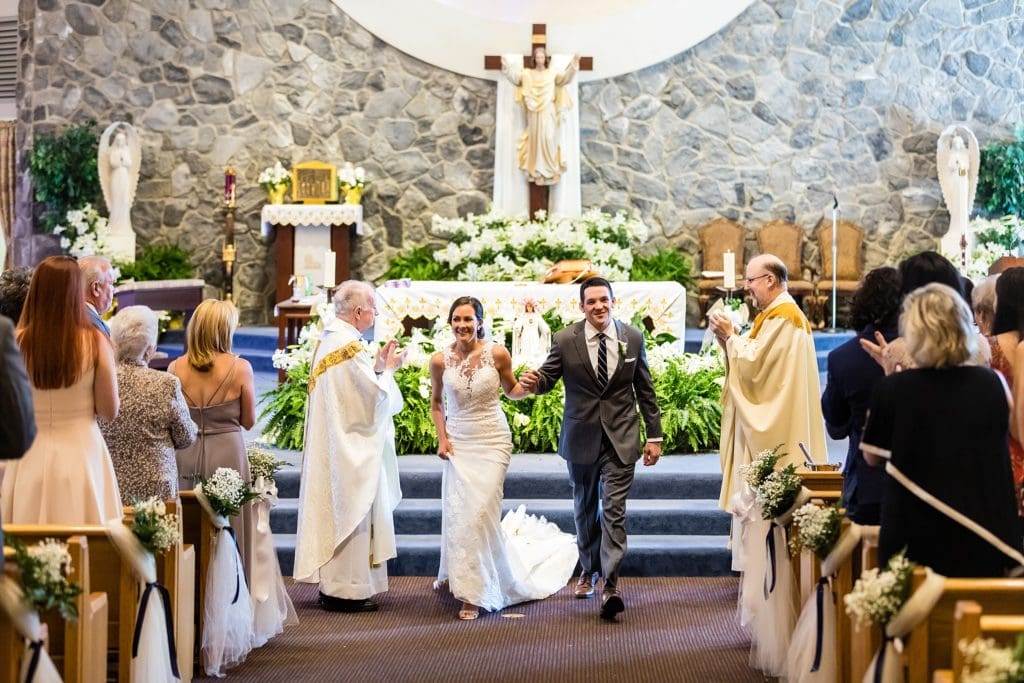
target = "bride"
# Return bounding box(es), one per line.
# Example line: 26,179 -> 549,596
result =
429,296 -> 578,620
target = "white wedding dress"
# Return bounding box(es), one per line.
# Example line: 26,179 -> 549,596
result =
437,343 -> 578,611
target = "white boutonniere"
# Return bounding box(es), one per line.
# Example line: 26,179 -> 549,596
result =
617,339 -> 627,358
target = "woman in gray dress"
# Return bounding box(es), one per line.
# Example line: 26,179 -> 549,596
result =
170,299 -> 256,580
101,305 -> 196,503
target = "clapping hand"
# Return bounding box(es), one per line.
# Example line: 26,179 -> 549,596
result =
707,312 -> 735,343
374,339 -> 407,373
858,330 -> 888,367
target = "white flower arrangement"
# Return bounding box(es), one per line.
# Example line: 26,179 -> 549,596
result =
257,161 -> 291,191
246,444 -> 288,484
947,215 -> 1024,282
430,208 -> 648,282
131,496 -> 181,556
755,464 -> 803,520
199,467 -> 258,518
959,635 -> 1024,683
844,550 -> 915,631
51,203 -> 109,257
338,161 -> 368,190
9,537 -> 82,620
790,502 -> 842,559
739,445 -> 784,490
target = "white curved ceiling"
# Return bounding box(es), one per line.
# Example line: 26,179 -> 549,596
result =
332,0 -> 756,82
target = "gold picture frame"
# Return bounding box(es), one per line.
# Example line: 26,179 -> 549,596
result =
290,161 -> 338,204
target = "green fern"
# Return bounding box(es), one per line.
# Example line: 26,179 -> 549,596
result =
630,248 -> 696,291
382,246 -> 455,281
258,362 -> 309,450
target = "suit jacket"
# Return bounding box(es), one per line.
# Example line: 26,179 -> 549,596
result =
0,314 -> 35,570
534,319 -> 661,465
87,306 -> 110,337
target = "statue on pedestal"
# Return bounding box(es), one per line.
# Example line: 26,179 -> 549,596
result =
936,125 -> 980,263
512,298 -> 551,369
98,122 -> 141,262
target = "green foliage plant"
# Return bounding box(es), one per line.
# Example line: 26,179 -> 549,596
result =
258,360 -> 309,451
652,356 -> 724,453
29,120 -> 102,232
630,248 -> 696,291
382,245 -> 456,281
116,243 -> 195,282
977,126 -> 1024,218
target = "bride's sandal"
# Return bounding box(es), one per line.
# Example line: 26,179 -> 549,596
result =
458,603 -> 479,620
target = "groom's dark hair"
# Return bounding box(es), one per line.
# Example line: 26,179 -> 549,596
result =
448,296 -> 486,339
579,276 -> 613,302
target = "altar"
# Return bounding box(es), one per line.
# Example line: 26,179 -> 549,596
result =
374,280 -> 687,348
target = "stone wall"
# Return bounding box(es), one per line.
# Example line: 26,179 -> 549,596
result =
14,0 -> 1024,324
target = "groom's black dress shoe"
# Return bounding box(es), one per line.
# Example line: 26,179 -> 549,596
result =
600,591 -> 624,621
318,592 -> 379,613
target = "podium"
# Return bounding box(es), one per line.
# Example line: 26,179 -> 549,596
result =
261,204 -> 364,305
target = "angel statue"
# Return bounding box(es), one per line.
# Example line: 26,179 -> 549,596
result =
511,298 -> 551,369
98,122 -> 141,262
936,125 -> 980,263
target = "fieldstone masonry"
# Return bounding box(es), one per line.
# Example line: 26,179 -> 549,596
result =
13,0 -> 1024,324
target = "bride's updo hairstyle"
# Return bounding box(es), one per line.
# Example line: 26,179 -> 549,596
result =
448,296 -> 485,339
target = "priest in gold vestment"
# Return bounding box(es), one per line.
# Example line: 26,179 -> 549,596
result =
294,281 -> 405,612
709,254 -> 827,510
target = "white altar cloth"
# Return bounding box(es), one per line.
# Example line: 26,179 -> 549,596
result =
260,204 -> 364,236
374,280 -> 686,349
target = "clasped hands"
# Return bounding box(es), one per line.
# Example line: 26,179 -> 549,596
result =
373,339 -> 407,374
707,311 -> 738,344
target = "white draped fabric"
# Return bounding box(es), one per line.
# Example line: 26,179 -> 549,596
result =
250,478 -> 298,646
494,53 -> 581,218
0,576 -> 62,683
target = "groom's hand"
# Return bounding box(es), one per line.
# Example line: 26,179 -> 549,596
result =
518,369 -> 539,393
642,441 -> 662,466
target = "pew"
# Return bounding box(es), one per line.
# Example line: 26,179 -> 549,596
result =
904,568 -> 1024,682
848,527 -> 882,683
0,537 -> 108,683
798,468 -> 843,503
179,489 -> 215,672
930,600 -> 1024,682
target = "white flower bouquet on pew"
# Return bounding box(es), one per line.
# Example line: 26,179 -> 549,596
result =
245,444 -> 299,647
7,538 -> 81,620
130,497 -> 181,556
196,467 -> 258,677
784,503 -> 843,683
959,634 -> 1024,683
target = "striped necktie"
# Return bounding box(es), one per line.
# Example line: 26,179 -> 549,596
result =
597,332 -> 608,386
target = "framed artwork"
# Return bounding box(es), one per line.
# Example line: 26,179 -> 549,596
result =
291,161 -> 338,204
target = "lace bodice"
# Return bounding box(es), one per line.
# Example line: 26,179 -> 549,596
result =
443,342 -> 509,435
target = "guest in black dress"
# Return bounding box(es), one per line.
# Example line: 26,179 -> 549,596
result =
821,267 -> 900,524
862,283 -> 1021,577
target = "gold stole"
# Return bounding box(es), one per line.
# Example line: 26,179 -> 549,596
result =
749,302 -> 812,339
307,340 -> 364,393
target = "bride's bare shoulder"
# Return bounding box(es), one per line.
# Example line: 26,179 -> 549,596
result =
429,349 -> 446,370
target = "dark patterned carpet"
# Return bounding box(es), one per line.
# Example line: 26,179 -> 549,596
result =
196,577 -> 769,683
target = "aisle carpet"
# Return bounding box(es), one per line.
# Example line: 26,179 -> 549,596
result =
196,577 -> 766,683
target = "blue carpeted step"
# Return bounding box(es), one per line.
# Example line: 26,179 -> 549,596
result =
159,327 -> 279,373
270,498 -> 731,536
273,533 -> 733,578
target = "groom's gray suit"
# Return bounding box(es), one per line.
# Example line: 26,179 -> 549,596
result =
533,318 -> 661,592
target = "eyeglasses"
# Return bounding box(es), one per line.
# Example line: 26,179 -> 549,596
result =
743,273 -> 771,285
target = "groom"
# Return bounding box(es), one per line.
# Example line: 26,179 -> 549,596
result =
520,276 -> 662,620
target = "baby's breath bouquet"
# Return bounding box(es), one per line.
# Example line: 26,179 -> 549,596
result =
247,444 -> 288,485
739,445 -> 784,490
8,538 -> 82,621
789,502 -> 842,559
756,463 -> 803,520
131,496 -> 181,556
959,634 -> 1024,683
844,550 -> 916,631
198,467 -> 260,518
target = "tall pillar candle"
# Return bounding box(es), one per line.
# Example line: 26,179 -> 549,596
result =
723,250 -> 736,290
323,250 -> 336,288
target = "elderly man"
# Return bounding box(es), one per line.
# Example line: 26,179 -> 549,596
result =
293,280 -> 405,612
708,254 -> 826,510
78,256 -> 115,336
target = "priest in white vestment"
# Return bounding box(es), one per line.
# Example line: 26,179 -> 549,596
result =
709,254 -> 827,511
293,280 -> 405,612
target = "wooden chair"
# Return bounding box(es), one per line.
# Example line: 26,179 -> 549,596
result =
757,220 -> 820,325
816,220 -> 865,327
1,537 -> 108,683
697,218 -> 745,326
903,568 -> 1024,682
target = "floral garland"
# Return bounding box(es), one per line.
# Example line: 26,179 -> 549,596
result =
131,497 -> 181,556
959,634 -> 1024,683
844,549 -> 916,631
431,208 -> 648,282
789,502 -> 842,559
199,467 -> 259,518
8,538 -> 83,621
51,203 -> 109,258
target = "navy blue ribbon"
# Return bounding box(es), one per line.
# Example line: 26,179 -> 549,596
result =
874,634 -> 895,683
132,581 -> 180,678
223,527 -> 242,605
764,523 -> 778,599
811,576 -> 832,673
24,639 -> 43,682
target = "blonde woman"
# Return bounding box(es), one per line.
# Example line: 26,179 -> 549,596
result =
170,299 -> 256,579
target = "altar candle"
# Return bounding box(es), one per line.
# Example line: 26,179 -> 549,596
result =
723,250 -> 736,290
323,250 -> 336,288
224,167 -> 236,207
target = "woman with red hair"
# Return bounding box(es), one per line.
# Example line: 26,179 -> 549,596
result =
0,255 -> 122,523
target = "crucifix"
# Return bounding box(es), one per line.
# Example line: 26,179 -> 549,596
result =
485,24 -> 593,218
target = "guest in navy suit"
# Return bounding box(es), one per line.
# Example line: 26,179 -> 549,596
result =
821,267 -> 901,524
79,256 -> 115,336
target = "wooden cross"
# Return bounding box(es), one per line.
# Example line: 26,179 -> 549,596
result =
485,24 -> 593,218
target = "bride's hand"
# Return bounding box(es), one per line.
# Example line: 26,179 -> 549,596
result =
438,437 -> 454,460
